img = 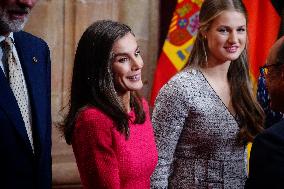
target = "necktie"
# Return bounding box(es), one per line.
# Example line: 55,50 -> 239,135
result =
3,37 -> 34,152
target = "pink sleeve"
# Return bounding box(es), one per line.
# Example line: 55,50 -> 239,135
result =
72,109 -> 120,189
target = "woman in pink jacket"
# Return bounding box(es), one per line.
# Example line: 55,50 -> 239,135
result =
61,20 -> 158,189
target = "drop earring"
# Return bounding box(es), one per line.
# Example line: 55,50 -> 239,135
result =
202,36 -> 208,64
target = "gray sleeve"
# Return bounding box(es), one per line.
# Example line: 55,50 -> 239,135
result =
150,82 -> 189,189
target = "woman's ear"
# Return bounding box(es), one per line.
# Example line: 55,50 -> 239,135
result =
200,29 -> 207,39
201,33 -> 207,40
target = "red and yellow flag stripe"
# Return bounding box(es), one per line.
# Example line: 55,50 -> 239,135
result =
150,0 -> 202,106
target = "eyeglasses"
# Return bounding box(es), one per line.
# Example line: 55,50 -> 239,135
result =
260,60 -> 284,76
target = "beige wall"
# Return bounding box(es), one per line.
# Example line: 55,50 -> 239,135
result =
24,0 -> 159,188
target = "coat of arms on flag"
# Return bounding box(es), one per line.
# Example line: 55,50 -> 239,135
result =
150,0 -> 202,106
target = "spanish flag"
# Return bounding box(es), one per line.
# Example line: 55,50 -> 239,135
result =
150,0 -> 203,106
150,0 -> 282,105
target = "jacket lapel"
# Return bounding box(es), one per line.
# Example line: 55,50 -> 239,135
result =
0,57 -> 33,154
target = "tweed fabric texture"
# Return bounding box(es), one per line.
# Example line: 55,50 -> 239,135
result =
151,67 -> 246,189
3,37 -> 33,151
72,99 -> 158,189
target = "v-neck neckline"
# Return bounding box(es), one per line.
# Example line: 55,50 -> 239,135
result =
197,69 -> 238,122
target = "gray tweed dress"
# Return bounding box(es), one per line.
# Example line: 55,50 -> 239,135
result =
151,67 -> 247,189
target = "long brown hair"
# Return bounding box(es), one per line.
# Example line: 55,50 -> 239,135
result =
60,20 -> 145,144
188,0 -> 264,143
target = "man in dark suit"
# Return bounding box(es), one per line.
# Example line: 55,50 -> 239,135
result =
0,0 -> 51,189
245,36 -> 284,189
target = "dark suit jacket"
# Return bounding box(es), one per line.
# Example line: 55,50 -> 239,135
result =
0,31 -> 51,189
245,119 -> 284,189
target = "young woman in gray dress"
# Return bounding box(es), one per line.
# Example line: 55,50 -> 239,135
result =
151,0 -> 264,188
